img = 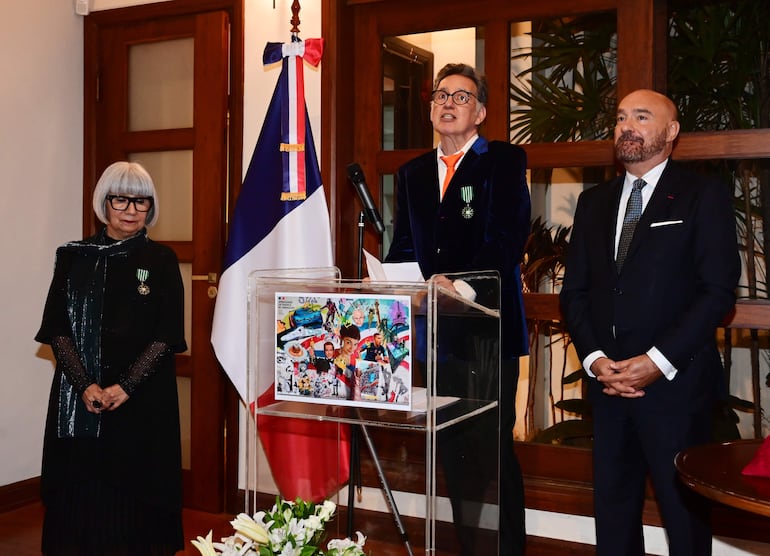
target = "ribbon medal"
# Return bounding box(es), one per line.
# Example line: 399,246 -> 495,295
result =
460,185 -> 474,219
136,268 -> 150,295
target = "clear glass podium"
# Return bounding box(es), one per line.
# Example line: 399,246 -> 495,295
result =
246,267 -> 501,555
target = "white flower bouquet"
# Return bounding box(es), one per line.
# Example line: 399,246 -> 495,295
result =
191,497 -> 367,556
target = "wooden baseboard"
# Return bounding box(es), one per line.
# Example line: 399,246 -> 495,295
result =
7,460 -> 770,548
0,477 -> 40,514
526,535 -> 596,555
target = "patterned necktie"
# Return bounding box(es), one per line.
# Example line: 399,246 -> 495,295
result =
616,178 -> 647,271
440,151 -> 463,198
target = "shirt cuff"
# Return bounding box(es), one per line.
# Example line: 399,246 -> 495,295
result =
452,279 -> 477,302
583,350 -> 606,378
647,346 -> 677,380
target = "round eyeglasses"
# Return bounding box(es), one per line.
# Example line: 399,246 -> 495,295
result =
431,89 -> 477,105
106,195 -> 154,212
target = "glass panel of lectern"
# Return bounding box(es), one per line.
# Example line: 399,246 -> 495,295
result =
246,267 -> 501,555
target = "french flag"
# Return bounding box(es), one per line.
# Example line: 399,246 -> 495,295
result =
211,38 -> 349,502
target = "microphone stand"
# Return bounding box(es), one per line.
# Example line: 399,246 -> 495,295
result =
356,211 -> 365,282
347,210 -> 413,556
347,212 -> 364,534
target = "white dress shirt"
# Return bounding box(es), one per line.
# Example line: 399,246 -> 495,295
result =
436,134 -> 478,201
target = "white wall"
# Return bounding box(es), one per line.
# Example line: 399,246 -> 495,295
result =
0,0 -> 320,488
0,0 -> 84,486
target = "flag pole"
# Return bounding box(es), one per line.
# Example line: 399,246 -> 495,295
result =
290,1 -> 301,37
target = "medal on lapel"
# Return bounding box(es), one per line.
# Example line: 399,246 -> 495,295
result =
460,185 -> 474,219
136,268 -> 150,295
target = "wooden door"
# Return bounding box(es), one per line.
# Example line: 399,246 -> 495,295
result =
84,6 -> 233,512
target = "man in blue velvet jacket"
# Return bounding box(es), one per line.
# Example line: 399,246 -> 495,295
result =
560,89 -> 740,555
385,63 -> 531,556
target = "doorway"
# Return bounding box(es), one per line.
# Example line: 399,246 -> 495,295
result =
83,1 -> 244,512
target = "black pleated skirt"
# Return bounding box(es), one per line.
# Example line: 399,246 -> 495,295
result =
42,479 -> 183,556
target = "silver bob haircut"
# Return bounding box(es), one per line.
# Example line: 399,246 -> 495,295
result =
92,161 -> 159,227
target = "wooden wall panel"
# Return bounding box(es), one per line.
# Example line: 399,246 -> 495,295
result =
323,0 -> 770,545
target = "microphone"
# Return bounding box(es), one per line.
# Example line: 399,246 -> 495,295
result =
346,162 -> 385,236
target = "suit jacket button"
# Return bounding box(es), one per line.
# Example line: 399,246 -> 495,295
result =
613,288 -> 622,295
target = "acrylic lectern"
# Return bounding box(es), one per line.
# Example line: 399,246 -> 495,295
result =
246,267 -> 502,555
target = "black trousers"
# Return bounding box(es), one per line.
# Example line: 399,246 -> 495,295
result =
592,398 -> 712,556
436,353 -> 525,556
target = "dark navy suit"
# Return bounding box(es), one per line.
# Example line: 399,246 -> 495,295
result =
386,136 -> 531,555
560,160 -> 740,555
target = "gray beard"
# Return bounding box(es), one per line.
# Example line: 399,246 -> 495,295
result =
615,129 -> 668,163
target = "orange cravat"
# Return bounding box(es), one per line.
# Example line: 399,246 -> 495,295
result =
440,151 -> 463,198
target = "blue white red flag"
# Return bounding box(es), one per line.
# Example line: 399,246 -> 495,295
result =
211,38 -> 349,502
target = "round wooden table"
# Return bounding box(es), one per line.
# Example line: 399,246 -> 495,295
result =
675,439 -> 770,517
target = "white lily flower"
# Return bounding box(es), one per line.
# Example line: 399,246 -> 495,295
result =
191,497 -> 354,555
353,530 -> 367,546
304,514 -> 322,533
278,544 -> 300,556
254,510 -> 268,524
319,500 -> 336,521
326,531 -> 367,555
231,513 -> 270,545
191,530 -> 218,556
215,533 -> 255,556
282,507 -> 293,522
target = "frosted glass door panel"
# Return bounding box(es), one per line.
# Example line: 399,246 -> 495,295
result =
129,38 -> 194,131
129,151 -> 193,242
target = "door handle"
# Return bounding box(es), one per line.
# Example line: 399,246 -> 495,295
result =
192,272 -> 218,284
192,273 -> 218,299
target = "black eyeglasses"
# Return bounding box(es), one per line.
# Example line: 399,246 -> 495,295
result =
106,195 -> 154,212
431,89 -> 477,105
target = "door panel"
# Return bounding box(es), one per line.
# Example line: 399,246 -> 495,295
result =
86,10 -> 229,512
128,37 -> 195,132
129,150 -> 194,242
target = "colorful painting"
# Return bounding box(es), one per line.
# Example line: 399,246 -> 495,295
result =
274,292 -> 412,410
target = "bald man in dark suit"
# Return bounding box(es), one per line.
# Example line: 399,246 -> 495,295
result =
386,63 -> 531,556
560,89 -> 740,555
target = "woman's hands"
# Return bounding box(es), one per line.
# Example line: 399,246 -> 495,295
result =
81,383 -> 129,413
82,384 -> 105,413
101,384 -> 129,410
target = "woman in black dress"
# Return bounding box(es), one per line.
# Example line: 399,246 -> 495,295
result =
36,161 -> 186,555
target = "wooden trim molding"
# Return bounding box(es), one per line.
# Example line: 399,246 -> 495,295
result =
525,292 -> 770,329
0,477 -> 40,514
